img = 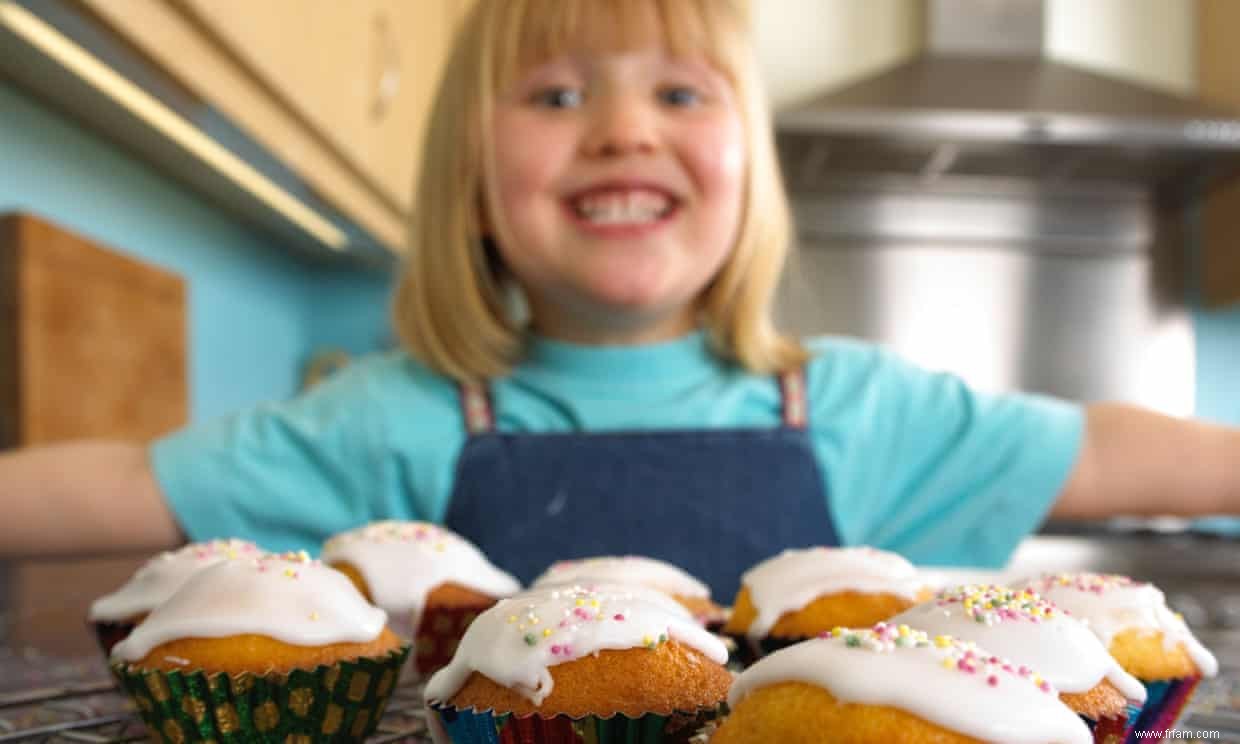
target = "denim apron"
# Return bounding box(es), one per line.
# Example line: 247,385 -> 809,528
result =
443,369 -> 840,600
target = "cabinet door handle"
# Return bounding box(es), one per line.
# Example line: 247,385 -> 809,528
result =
371,10 -> 401,121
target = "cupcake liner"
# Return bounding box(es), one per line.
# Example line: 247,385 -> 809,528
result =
112,644 -> 410,743
92,620 -> 137,656
1081,713 -> 1130,743
1127,677 -> 1201,742
429,701 -> 722,744
415,605 -> 490,677
722,633 -> 807,669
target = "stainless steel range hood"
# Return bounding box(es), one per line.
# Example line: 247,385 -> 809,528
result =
777,0 -> 1240,196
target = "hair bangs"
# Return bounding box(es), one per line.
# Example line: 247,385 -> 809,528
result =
487,0 -> 746,95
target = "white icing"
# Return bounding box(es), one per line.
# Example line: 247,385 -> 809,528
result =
111,552 -> 388,662
889,585 -> 1147,702
423,584 -> 728,707
727,629 -> 1092,744
740,547 -> 924,640
512,582 -> 692,619
1023,573 -> 1219,678
532,556 -> 710,599
89,539 -> 263,622
321,521 -> 521,629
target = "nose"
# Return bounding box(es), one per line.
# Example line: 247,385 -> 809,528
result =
580,92 -> 657,158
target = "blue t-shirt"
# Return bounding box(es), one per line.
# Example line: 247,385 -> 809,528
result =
151,332 -> 1084,568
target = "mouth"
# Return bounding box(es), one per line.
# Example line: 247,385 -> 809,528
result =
566,187 -> 679,226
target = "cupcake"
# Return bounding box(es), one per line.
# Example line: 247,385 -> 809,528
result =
321,520 -> 521,675
111,551 -> 410,742
425,584 -> 730,744
532,555 -> 726,626
711,623 -> 1092,744
720,546 -> 930,664
88,538 -> 262,654
889,585 -> 1147,741
1023,572 -> 1219,737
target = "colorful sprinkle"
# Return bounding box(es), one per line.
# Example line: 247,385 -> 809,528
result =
823,622 -> 1058,696
935,585 -> 1061,625
1025,572 -> 1142,597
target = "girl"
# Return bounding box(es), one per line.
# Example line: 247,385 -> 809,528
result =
3,0 -> 1238,599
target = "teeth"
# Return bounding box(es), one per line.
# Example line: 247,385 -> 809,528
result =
574,190 -> 671,224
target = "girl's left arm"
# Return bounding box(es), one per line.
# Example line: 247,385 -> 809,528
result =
1052,403 -> 1240,518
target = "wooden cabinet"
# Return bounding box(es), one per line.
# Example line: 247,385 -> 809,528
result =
172,0 -> 457,217
61,0 -> 468,255
1198,0 -> 1240,307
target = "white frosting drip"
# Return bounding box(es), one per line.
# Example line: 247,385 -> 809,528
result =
889,585 -> 1147,702
727,630 -> 1092,744
423,584 -> 728,707
1023,573 -> 1219,678
740,547 -> 924,640
111,552 -> 388,663
531,556 -> 710,599
321,521 -> 521,629
89,539 -> 263,622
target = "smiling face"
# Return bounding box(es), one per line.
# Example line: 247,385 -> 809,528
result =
485,10 -> 747,344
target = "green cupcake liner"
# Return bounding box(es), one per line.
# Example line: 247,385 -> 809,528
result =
112,643 -> 411,743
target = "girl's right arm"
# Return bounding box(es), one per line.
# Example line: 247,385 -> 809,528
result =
0,441 -> 184,558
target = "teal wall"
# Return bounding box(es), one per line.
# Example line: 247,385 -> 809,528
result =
0,81 -> 392,423
1194,308 -> 1240,425
1189,199 -> 1240,427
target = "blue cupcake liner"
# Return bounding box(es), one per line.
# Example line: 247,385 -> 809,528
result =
1126,677 -> 1201,742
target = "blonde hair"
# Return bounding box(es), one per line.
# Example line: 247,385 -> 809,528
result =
391,0 -> 807,381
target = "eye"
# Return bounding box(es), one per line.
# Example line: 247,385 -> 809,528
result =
532,87 -> 584,109
659,85 -> 702,107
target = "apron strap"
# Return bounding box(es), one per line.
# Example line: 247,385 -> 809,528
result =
459,367 -> 808,433
459,381 -> 495,434
778,367 -> 808,429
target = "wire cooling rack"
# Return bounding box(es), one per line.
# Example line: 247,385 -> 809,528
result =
2,645 -> 1239,743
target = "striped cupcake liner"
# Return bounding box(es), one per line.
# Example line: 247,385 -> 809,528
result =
428,702 -> 723,744
1126,676 -> 1201,742
1082,712 -> 1131,743
112,644 -> 410,743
